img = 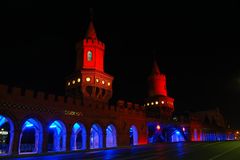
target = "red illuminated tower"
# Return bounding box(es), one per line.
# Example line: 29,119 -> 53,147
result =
65,18 -> 113,104
145,61 -> 174,119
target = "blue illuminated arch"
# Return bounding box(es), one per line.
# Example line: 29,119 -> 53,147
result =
106,124 -> 117,148
171,130 -> 185,142
0,115 -> 14,156
48,120 -> 66,152
129,125 -> 138,145
90,124 -> 103,149
70,122 -> 87,151
19,118 -> 43,154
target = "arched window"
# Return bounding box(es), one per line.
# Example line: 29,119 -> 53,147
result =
87,51 -> 92,61
0,115 -> 14,155
129,125 -> 138,146
19,118 -> 43,154
106,124 -> 117,148
47,120 -> 66,152
70,122 -> 87,151
90,124 -> 103,149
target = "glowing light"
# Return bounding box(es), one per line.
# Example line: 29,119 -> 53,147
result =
96,78 -> 99,83
49,124 -> 57,128
236,131 -> 239,134
155,101 -> 159,105
73,123 -> 80,133
77,78 -> 81,82
147,103 -> 150,106
156,125 -> 161,130
102,80 -> 105,85
68,82 -> 71,86
161,101 -> 165,104
72,80 -> 75,84
107,82 -> 111,86
0,131 -> 8,135
86,77 -> 91,82
176,131 -> 180,135
1,128 -> 3,131
151,102 -> 154,105
24,121 -> 33,128
182,127 -> 185,132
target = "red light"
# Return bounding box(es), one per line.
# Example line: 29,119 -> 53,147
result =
156,125 -> 161,130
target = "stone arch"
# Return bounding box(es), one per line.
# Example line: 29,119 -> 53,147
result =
70,122 -> 87,151
47,120 -> 66,152
0,114 -> 14,155
90,123 -> 103,149
106,124 -> 117,148
129,125 -> 138,146
18,118 -> 43,154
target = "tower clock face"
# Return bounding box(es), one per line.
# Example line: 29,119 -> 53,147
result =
87,50 -> 92,61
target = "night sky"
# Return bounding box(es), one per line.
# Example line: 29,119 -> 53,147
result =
0,2 -> 240,128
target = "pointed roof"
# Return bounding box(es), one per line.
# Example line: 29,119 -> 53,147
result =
85,20 -> 97,39
152,61 -> 161,75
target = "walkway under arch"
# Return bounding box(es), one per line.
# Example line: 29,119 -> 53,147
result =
70,122 -> 87,151
106,124 -> 117,148
47,120 -> 66,152
19,118 -> 43,154
0,115 -> 14,155
90,124 -> 103,149
129,125 -> 138,146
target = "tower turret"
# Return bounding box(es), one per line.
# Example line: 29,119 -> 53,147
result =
148,61 -> 167,97
65,18 -> 113,104
144,60 -> 174,120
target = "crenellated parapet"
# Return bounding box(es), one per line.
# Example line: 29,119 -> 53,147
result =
0,84 -> 81,109
0,84 -> 145,118
115,100 -> 145,114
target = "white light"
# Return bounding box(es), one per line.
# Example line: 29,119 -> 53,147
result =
107,82 -> 111,86
161,101 -> 165,104
147,103 -> 150,106
102,80 -> 105,84
155,101 -> 159,105
86,77 -> 91,82
0,131 -> 8,135
151,102 -> 154,105
68,82 -> 70,86
77,78 -> 81,82
72,80 -> 75,84
96,78 -> 99,83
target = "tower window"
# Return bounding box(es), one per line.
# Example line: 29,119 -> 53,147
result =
87,51 -> 92,61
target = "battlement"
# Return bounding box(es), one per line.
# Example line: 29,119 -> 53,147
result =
115,99 -> 145,113
83,39 -> 105,49
0,84 -> 145,115
0,84 -> 80,107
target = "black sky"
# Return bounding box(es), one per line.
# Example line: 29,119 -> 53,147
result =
0,2 -> 240,128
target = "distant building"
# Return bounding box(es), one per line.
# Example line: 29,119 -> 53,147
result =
0,17 -> 233,157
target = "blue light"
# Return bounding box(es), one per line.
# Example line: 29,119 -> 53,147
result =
176,131 -> 180,135
73,123 -> 80,133
49,124 -> 57,128
0,116 -> 6,127
24,121 -> 33,128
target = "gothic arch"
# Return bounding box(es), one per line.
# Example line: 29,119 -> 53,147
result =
0,114 -> 14,155
18,118 -> 43,154
70,122 -> 87,150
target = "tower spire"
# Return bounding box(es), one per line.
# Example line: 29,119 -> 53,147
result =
152,60 -> 160,75
86,8 -> 97,39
